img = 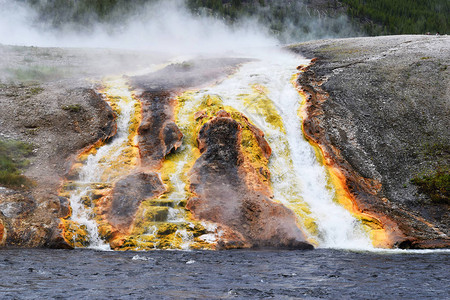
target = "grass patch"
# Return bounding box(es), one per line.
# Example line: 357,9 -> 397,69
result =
411,167 -> 449,204
5,65 -> 68,83
0,139 -> 33,188
62,104 -> 82,112
28,86 -> 44,96
423,142 -> 450,157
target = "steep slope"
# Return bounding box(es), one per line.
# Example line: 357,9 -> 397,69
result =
290,35 -> 449,248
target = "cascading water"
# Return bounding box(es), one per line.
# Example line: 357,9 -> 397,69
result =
62,78 -> 140,250
62,50 -> 375,250
187,49 -> 374,249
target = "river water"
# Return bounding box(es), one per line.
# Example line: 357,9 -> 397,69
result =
0,248 -> 448,299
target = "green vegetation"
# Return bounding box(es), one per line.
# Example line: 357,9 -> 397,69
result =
186,0 -> 359,42
0,139 -> 33,188
23,0 -> 158,28
341,0 -> 449,35
62,104 -> 82,112
410,142 -> 449,204
6,66 -> 67,82
28,86 -> 44,96
23,0 -> 360,42
411,167 -> 450,204
423,142 -> 450,158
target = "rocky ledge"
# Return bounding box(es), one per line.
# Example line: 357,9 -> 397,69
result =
290,35 -> 449,248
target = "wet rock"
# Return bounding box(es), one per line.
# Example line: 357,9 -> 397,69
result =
163,121 -> 183,156
46,220 -> 73,249
106,172 -> 165,233
58,196 -> 71,218
0,188 -> 67,247
0,191 -> 35,218
194,110 -> 207,120
188,113 -> 313,249
61,219 -> 90,248
137,91 -> 182,169
130,58 -> 250,92
216,109 -> 231,118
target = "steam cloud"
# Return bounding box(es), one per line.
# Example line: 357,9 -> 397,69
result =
0,0 -> 277,54
0,0 -> 361,54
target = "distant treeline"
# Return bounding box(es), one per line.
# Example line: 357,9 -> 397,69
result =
22,0 -> 155,27
188,0 -> 449,35
21,0 -> 361,42
340,0 -> 449,35
21,0 -> 449,38
186,0 -> 361,42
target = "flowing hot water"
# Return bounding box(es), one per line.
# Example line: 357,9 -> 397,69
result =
186,49 -> 374,249
63,78 -> 140,250
63,50 -> 374,250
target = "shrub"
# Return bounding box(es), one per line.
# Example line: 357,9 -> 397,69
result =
0,139 -> 33,188
411,167 -> 450,204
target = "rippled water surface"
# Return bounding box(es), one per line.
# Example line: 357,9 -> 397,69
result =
0,249 -> 448,299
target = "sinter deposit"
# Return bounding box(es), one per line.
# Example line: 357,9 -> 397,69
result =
0,36 -> 449,250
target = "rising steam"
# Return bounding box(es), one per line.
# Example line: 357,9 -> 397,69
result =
1,0 -> 361,54
0,0 -> 276,54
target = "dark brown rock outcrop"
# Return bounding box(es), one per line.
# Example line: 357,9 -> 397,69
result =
133,58 -> 250,169
187,113 -> 313,249
137,91 -> 183,169
105,172 -> 165,233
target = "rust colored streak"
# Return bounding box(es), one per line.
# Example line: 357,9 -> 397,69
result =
0,221 -> 5,245
239,114 -> 272,160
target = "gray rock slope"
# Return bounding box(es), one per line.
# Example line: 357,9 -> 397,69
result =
290,35 -> 449,244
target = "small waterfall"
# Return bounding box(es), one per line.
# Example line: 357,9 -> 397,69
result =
188,49 -> 374,249
62,78 -> 139,250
